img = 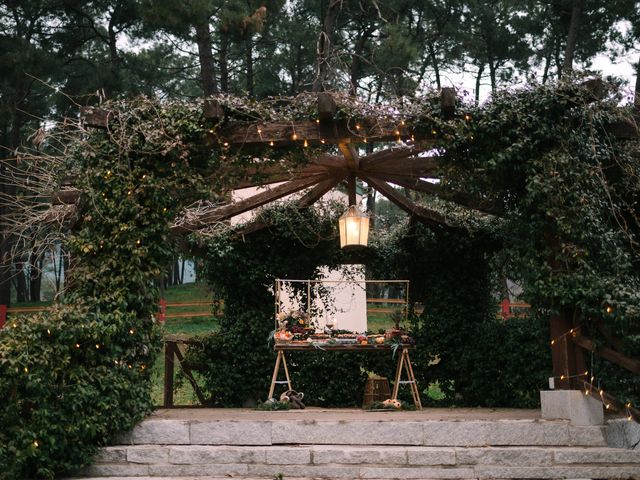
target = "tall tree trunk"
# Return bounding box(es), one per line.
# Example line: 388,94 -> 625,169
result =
245,36 -> 254,97
29,253 -> 41,302
0,108 -> 24,307
172,257 -> 180,285
219,30 -> 229,92
634,57 -> 640,109
107,16 -> 120,73
54,246 -> 63,293
312,0 -> 342,92
542,47 -> 552,84
475,63 -> 484,105
488,61 -> 497,92
15,261 -> 27,303
561,1 -> 582,78
349,26 -> 375,96
195,19 -> 218,96
427,43 -> 441,90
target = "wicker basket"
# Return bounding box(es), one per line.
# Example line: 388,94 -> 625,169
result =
362,376 -> 391,408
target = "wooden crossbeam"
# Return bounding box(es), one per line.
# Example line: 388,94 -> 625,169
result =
235,174 -> 345,236
339,143 -> 359,170
232,167 -> 326,189
361,174 -> 452,228
220,120 -> 437,146
364,156 -> 440,177
354,147 -> 419,169
173,174 -> 325,232
573,334 -> 640,375
379,174 -> 501,215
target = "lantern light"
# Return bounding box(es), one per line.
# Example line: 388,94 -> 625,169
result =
338,205 -> 369,250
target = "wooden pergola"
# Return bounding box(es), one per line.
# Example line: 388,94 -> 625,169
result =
77,84 -> 640,418
78,89 -> 492,237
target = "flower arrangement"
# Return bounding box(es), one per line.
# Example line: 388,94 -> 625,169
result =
276,309 -> 313,335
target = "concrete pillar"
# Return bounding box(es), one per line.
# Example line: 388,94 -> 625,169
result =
541,390 -> 604,426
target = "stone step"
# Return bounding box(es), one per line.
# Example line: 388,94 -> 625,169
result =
77,445 -> 640,479
119,418 -> 607,447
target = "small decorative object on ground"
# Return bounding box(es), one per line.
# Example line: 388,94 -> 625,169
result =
279,390 -> 305,409
256,399 -> 291,411
366,398 -> 416,411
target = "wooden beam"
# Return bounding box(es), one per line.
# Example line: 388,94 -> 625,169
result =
203,99 -> 224,123
440,88 -> 456,118
364,156 -> 440,177
235,174 -> 345,236
605,116 -> 639,139
317,93 -> 337,121
573,334 -> 640,375
347,174 -> 357,205
361,174 -> 452,228
51,188 -> 81,205
339,143 -> 359,170
358,147 -> 421,169
297,174 -> 345,208
173,174 -> 325,232
231,165 -> 328,189
221,119 -> 437,146
578,380 -> 640,422
378,174 -> 501,215
80,106 -> 110,129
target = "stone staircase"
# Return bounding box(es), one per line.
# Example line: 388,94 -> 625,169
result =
74,411 -> 640,479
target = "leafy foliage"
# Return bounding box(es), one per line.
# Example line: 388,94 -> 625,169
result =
0,99 -> 215,479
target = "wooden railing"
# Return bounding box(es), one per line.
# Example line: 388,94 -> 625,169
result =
571,332 -> 640,422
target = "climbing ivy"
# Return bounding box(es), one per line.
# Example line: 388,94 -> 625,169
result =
1,78 -> 638,478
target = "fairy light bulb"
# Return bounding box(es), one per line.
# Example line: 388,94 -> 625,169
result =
129,328 -> 134,335
33,441 -> 39,448
292,133 -> 298,141
303,139 -> 308,147
320,139 -> 325,144
269,140 -> 274,147
24,367 -> 29,373
75,343 -> 80,349
95,344 -> 100,349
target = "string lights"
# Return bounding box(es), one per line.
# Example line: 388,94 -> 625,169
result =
552,324 -> 638,423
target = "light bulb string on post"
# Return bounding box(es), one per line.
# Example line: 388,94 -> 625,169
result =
549,324 -> 639,423
549,325 -> 581,346
579,377 -> 639,423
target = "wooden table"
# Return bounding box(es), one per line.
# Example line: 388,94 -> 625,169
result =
269,342 -> 422,409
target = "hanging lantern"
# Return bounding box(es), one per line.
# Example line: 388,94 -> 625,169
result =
338,205 -> 369,250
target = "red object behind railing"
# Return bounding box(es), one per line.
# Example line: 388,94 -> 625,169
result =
158,299 -> 167,323
0,304 -> 6,329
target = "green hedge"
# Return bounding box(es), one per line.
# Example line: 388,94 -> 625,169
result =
189,208 -> 552,409
0,306 -> 161,479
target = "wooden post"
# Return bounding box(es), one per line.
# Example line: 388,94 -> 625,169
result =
549,307 -> 581,389
347,174 -> 356,205
163,341 -> 175,408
